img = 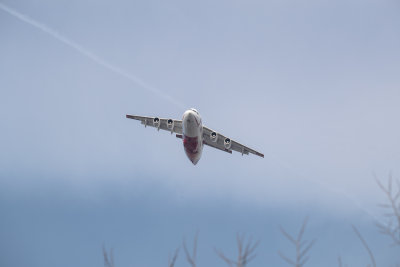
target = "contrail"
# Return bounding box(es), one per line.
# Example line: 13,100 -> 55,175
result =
265,152 -> 384,225
0,2 -> 185,110
1,2 -> 382,224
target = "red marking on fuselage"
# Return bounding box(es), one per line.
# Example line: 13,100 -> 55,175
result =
183,135 -> 199,163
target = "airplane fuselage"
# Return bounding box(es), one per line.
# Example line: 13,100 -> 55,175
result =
182,109 -> 203,165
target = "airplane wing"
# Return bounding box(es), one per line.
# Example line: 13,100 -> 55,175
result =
126,114 -> 183,134
202,126 -> 264,158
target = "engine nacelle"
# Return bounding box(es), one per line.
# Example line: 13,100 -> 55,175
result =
224,138 -> 231,149
210,131 -> 218,142
167,119 -> 174,130
153,117 -> 160,128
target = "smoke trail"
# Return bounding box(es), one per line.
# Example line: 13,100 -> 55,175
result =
0,2 -> 185,110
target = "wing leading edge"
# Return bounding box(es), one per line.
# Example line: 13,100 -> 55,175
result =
126,114 -> 183,134
202,126 -> 264,158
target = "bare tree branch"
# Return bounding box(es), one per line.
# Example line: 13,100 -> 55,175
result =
103,246 -> 114,267
280,227 -> 297,245
216,233 -> 259,267
352,225 -> 376,267
278,251 -> 296,266
216,249 -> 235,267
278,217 -> 316,267
297,217 -> 308,242
375,174 -> 400,246
299,239 -> 316,261
183,232 -> 198,267
168,247 -> 180,267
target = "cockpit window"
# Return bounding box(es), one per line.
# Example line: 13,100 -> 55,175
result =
190,108 -> 199,114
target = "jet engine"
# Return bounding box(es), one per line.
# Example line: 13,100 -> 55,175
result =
153,117 -> 160,128
210,131 -> 218,142
167,119 -> 174,130
224,138 -> 231,149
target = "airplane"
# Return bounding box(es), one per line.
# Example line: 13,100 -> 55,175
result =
126,108 -> 264,165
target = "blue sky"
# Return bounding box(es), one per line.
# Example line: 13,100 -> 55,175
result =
1,0 -> 400,266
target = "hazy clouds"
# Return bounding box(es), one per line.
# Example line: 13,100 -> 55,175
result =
0,1 -> 399,265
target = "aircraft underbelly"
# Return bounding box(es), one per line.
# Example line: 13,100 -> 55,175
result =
182,114 -> 203,165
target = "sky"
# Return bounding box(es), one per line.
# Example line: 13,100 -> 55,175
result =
0,0 -> 400,266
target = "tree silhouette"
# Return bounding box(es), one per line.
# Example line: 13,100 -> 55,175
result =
375,174 -> 400,246
215,233 -> 259,267
278,217 -> 316,267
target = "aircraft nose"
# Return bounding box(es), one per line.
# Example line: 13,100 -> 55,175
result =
185,111 -> 194,121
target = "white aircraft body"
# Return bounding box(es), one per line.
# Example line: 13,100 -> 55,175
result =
126,108 -> 264,165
